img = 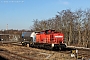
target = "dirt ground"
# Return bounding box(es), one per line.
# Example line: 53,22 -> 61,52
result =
0,44 -> 76,60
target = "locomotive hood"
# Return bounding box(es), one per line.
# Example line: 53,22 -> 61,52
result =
30,32 -> 36,42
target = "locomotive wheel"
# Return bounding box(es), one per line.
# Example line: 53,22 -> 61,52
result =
22,43 -> 25,46
23,43 -> 27,46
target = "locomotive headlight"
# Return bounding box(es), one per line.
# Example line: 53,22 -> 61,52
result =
52,44 -> 54,47
24,39 -> 25,40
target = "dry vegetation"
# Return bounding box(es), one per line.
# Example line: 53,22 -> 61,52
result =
0,44 -> 76,60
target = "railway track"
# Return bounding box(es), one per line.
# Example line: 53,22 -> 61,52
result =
0,42 -> 90,60
0,43 -> 54,60
77,50 -> 90,59
0,43 -> 75,60
10,43 -> 77,59
0,48 -> 35,60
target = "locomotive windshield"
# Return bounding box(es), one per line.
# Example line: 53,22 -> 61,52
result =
45,30 -> 55,34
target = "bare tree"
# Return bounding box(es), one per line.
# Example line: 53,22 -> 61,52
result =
31,9 -> 90,47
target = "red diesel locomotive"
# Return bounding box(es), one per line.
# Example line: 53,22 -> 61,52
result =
21,30 -> 67,50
